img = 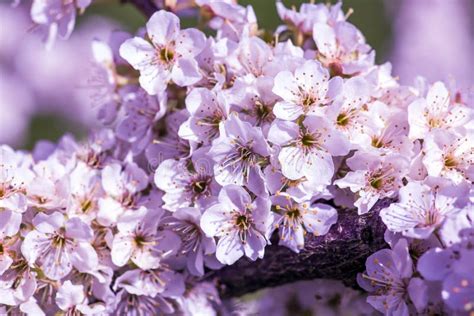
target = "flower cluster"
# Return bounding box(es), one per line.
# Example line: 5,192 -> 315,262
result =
3,0 -> 473,315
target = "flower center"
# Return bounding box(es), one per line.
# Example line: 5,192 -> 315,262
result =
329,62 -> 343,77
237,145 -> 253,162
428,117 -> 442,128
134,234 -> 153,248
187,174 -> 212,201
286,207 -> 301,220
416,208 -> 440,228
254,101 -> 273,123
192,180 -> 208,194
370,178 -> 383,189
301,93 -> 316,109
120,192 -> 136,208
336,113 -> 350,126
197,114 -> 222,127
371,137 -> 384,148
51,230 -> 66,248
81,199 -> 93,213
197,112 -> 223,139
235,214 -> 251,231
425,209 -> 439,226
159,47 -> 174,63
284,177 -> 306,188
444,155 -> 457,168
300,133 -> 317,147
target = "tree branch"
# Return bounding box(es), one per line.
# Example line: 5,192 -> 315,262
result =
206,198 -> 392,298
122,0 -> 158,18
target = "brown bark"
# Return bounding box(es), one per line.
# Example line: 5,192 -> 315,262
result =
206,198 -> 392,298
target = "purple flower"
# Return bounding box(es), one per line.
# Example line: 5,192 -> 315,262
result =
116,89 -> 167,154
162,207 -> 218,276
200,185 -> 274,265
114,268 -> 185,299
146,110 -> 193,165
263,159 -> 332,201
335,153 -> 408,214
178,87 -> 230,144
113,289 -> 178,315
234,36 -> 273,78
0,146 -> 33,237
325,76 -> 373,142
353,101 -> 413,156
110,208 -> 181,270
155,148 -> 219,211
272,60 -> 342,120
209,114 -> 270,195
31,0 -> 92,45
231,77 -> 278,135
268,116 -> 350,186
199,1 -> 257,41
422,129 -> 473,185
313,20 -> 374,76
0,238 -> 37,307
272,193 -> 337,253
120,10 -> 206,95
56,280 -> 105,315
65,162 -> 104,224
418,229 -> 474,313
176,281 -> 222,316
97,162 -> 148,226
21,212 -> 98,280
408,81 -> 472,140
276,1 -> 344,35
358,239 -> 427,315
380,182 -> 461,239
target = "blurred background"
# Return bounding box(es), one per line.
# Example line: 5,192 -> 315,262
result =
1,0 -> 472,149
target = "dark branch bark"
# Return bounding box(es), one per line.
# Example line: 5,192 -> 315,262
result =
206,198 -> 393,298
122,0 -> 158,18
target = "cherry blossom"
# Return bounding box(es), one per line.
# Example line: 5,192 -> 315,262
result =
31,0 -> 93,46
358,239 -> 427,315
120,10 -> 206,95
178,87 -> 230,144
97,162 -> 148,226
408,81 -> 472,140
418,229 -> 474,313
313,20 -> 375,76
209,114 -> 271,195
381,182 -> 463,239
272,193 -> 337,252
162,207 -> 218,276
0,146 -> 33,237
268,116 -> 350,186
276,1 -> 344,35
21,212 -> 98,280
200,185 -> 273,265
155,148 -> 219,211
422,129 -> 473,184
145,110 -> 193,165
116,89 -> 167,154
110,208 -> 180,270
56,281 -> 105,315
335,152 -> 409,214
272,59 -> 342,120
